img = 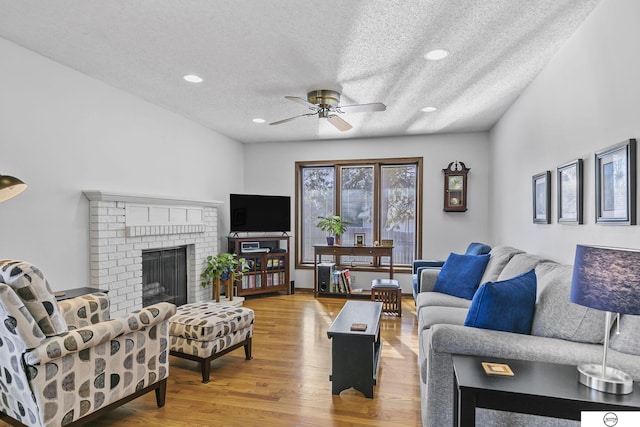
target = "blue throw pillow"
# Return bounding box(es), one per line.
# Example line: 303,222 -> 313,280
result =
464,269 -> 537,334
433,253 -> 490,300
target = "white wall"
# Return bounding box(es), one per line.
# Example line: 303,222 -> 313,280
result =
490,0 -> 640,264
0,38 -> 245,290
244,132 -> 491,292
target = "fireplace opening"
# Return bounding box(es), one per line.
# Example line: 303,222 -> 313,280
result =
142,246 -> 187,307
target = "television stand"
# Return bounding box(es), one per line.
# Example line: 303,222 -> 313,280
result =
227,236 -> 290,297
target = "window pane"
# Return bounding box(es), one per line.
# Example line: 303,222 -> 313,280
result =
301,167 -> 334,263
381,164 -> 417,265
341,166 -> 373,263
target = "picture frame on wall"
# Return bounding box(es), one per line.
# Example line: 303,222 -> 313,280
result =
532,171 -> 551,224
557,159 -> 583,224
595,138 -> 636,225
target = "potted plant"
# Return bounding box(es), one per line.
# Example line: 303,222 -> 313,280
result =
200,253 -> 249,299
316,215 -> 349,246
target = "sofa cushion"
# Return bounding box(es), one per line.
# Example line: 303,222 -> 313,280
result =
531,262 -> 605,344
419,306 -> 468,331
610,314 -> 640,355
464,269 -> 537,334
416,291 -> 473,311
0,260 -> 67,336
480,246 -> 524,283
433,253 -> 490,300
497,253 -> 549,281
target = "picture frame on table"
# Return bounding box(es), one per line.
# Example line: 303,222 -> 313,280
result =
557,159 -> 583,224
595,138 -> 636,225
354,233 -> 365,247
532,171 -> 551,224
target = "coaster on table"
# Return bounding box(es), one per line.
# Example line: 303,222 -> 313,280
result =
481,362 -> 514,376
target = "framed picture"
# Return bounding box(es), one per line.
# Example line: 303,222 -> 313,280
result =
557,159 -> 583,224
595,139 -> 636,224
532,171 -> 551,224
354,233 -> 365,246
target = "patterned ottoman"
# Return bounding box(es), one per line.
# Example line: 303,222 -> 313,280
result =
169,302 -> 254,383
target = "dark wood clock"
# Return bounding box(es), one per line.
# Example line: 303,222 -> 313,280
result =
443,161 -> 469,212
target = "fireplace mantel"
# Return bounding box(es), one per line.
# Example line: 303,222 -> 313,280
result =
83,190 -> 223,207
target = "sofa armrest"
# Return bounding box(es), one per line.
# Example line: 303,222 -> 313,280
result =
26,302 -> 176,364
419,268 -> 441,293
428,324 -> 640,376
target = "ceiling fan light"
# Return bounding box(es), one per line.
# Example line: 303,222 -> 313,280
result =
183,74 -> 203,83
421,106 -> 438,113
424,49 -> 449,61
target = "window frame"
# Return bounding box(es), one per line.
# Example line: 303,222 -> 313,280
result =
295,157 -> 423,273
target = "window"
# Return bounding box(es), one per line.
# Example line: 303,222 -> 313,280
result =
296,157 -> 422,270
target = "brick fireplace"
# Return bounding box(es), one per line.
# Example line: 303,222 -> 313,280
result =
83,191 -> 221,318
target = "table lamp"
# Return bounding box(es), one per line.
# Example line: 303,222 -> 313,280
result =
570,244 -> 640,394
0,174 -> 27,202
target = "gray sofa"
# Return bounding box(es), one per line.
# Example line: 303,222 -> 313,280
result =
416,246 -> 640,427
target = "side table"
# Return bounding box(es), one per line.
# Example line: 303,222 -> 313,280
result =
452,354 -> 640,427
54,287 -> 107,301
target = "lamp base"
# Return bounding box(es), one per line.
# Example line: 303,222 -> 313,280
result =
577,363 -> 633,394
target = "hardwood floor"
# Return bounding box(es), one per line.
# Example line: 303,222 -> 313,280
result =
6,292 -> 422,427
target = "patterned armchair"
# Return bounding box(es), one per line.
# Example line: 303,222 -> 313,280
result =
0,260 -> 176,427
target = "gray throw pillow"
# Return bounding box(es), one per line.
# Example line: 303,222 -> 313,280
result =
531,263 -> 605,344
610,314 -> 640,355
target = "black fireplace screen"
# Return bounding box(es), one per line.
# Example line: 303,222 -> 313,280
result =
142,247 -> 187,307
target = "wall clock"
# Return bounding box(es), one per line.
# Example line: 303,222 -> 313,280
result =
443,161 -> 470,212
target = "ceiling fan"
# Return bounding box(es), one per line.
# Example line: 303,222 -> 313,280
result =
269,89 -> 386,132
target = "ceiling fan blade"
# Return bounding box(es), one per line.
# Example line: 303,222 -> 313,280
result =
269,112 -> 316,126
335,102 -> 387,114
327,115 -> 353,132
285,96 -> 320,111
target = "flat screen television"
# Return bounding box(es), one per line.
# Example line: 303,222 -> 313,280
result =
230,193 -> 291,233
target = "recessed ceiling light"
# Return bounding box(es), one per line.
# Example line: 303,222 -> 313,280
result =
421,106 -> 438,113
424,49 -> 449,61
183,74 -> 203,83
252,118 -> 266,123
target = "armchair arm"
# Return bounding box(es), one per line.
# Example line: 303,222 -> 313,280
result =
25,302 -> 176,365
57,292 -> 111,329
412,259 -> 445,274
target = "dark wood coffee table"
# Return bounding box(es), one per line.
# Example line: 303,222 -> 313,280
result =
327,301 -> 382,398
453,354 -> 640,427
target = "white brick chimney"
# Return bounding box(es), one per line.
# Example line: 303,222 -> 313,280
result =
83,191 -> 222,318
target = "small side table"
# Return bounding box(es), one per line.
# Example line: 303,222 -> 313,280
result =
54,287 -> 107,301
370,279 -> 402,316
452,354 -> 640,427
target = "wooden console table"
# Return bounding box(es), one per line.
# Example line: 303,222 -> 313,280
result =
313,245 -> 394,297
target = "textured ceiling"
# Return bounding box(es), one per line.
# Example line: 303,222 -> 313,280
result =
0,0 -> 602,143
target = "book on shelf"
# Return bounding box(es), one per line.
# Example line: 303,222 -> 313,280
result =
336,269 -> 352,294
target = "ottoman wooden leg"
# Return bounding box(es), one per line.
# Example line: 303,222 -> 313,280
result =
244,336 -> 253,360
201,357 -> 212,383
